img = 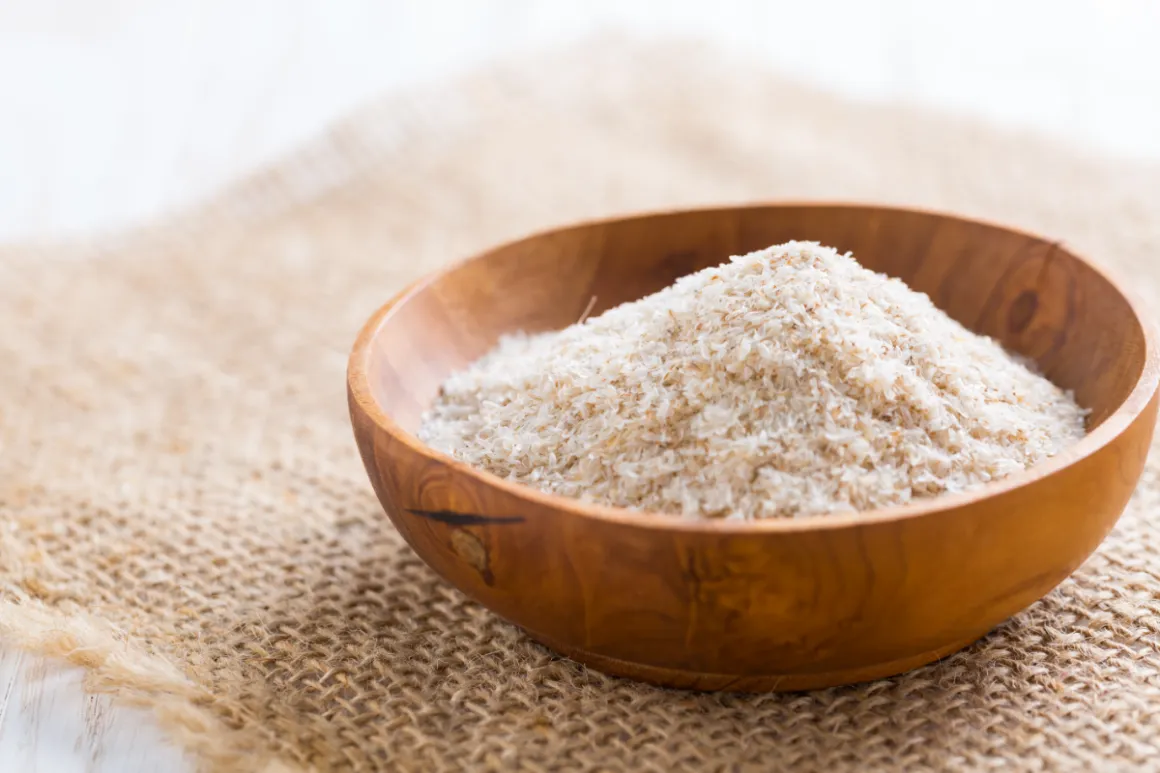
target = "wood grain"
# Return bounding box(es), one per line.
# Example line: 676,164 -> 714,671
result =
348,203 -> 1160,691
0,648 -> 190,772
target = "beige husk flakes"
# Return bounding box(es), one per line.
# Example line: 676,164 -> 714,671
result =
2,38 -> 1160,773
420,241 -> 1087,519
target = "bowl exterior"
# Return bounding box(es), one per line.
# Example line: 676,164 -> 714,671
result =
349,385 -> 1157,691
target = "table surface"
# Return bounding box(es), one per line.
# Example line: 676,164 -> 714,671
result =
3,1 -> 1158,769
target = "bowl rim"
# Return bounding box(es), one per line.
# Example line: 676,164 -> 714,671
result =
347,201 -> 1160,533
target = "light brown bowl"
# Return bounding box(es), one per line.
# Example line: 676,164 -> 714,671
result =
347,204 -> 1159,691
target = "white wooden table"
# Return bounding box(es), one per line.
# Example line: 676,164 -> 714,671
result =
2,1 -> 1158,769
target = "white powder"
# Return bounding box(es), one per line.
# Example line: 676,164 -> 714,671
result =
419,242 -> 1087,519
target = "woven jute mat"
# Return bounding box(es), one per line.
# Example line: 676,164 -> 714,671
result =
3,38 -> 1160,772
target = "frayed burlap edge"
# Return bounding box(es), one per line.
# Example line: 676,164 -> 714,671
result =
0,602 -> 296,771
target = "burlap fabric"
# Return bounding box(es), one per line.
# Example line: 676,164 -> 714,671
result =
3,39 -> 1160,772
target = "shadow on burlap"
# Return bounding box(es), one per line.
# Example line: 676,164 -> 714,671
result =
1,37 -> 1159,772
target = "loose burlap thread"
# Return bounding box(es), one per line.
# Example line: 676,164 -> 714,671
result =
2,39 -> 1160,772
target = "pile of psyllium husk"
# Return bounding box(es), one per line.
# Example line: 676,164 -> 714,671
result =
419,242 -> 1087,519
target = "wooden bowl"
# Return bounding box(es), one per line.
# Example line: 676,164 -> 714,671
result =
348,204 -> 1159,691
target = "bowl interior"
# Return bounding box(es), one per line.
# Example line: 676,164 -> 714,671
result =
364,205 -> 1147,440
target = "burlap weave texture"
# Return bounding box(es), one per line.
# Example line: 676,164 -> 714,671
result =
2,40 -> 1159,772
